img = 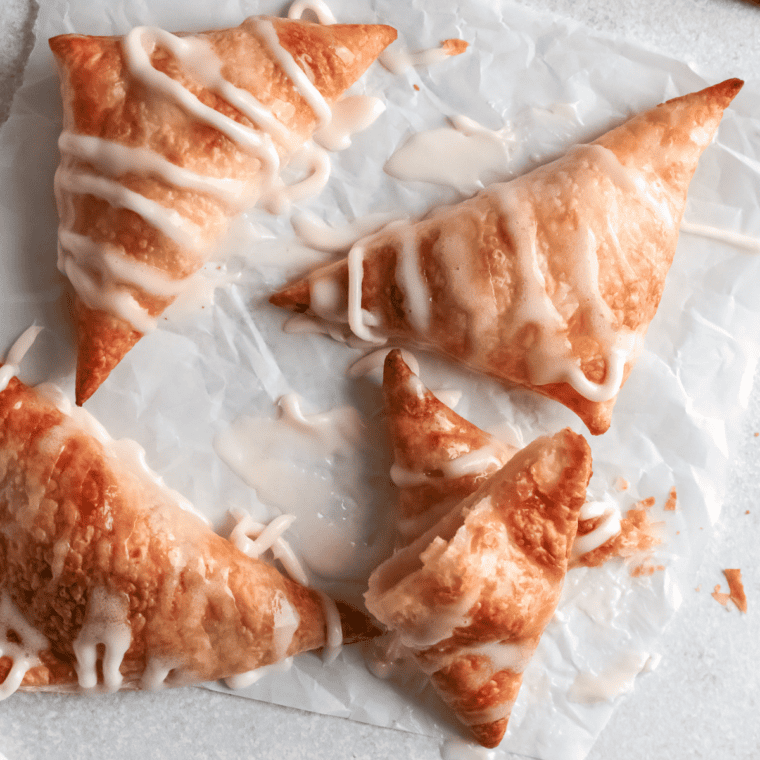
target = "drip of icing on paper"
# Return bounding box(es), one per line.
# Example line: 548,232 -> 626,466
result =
380,39 -> 469,75
214,393 -> 395,579
384,116 -> 514,194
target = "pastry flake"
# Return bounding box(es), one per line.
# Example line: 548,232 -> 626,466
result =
271,79 -> 743,434
0,371 -> 373,696
50,17 -> 397,404
365,428 -> 592,747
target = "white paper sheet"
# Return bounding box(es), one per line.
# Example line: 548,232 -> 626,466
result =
1,1 -> 759,758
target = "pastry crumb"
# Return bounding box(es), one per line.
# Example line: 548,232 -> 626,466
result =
630,562 -> 665,577
413,84 -> 420,91
712,584 -> 731,606
664,487 -> 677,511
576,497 -> 662,569
614,477 -> 629,492
695,585 -> 701,592
724,568 -> 747,612
442,38 -> 469,56
746,510 -> 751,515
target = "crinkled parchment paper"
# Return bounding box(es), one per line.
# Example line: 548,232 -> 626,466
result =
2,0 -> 760,758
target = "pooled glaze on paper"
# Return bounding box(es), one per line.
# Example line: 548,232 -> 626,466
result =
215,394 -> 394,580
384,116 -> 513,194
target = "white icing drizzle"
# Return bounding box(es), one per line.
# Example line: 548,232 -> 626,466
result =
255,20 -> 332,129
314,96 -> 386,152
72,586 -> 132,692
55,168 -> 207,252
395,223 -> 432,334
347,242 -> 387,344
58,132 -> 250,207
494,185 -> 636,403
680,220 -> 760,252
230,508 -> 309,586
140,657 -> 177,691
291,210 -> 401,252
316,589 -> 343,664
0,590 -> 50,700
123,27 -> 283,175
0,325 -> 43,393
59,231 -> 187,299
60,253 -> 157,333
573,501 -> 622,558
224,657 -> 294,690
390,442 -> 506,488
458,699 -> 516,726
379,44 -> 457,75
287,0 -> 337,24
416,640 -> 532,677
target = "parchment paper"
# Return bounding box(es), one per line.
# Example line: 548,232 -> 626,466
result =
1,1 -> 760,758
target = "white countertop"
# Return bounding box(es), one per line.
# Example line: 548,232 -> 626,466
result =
0,1 -> 758,759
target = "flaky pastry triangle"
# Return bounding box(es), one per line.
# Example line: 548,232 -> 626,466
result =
0,370 -> 371,696
365,428 -> 592,747
50,17 -> 397,404
383,349 -> 516,542
272,79 -> 743,434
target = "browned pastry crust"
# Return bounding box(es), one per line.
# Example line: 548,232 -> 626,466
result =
366,428 -> 592,747
383,348 -> 515,541
50,18 -> 397,404
0,370 -> 372,693
271,79 -> 743,435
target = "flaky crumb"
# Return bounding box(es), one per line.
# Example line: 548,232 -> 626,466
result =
441,38 -> 469,56
614,477 -> 629,492
664,487 -> 677,511
630,563 -> 665,577
695,585 -> 701,592
712,584 -> 730,606
413,84 -> 420,91
576,497 -> 661,569
724,568 -> 747,613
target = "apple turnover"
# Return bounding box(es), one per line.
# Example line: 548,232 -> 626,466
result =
50,16 -> 397,404
272,79 -> 743,434
383,348 -> 516,542
0,360 -> 372,697
365,427 -> 592,747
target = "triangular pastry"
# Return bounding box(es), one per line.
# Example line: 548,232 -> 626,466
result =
50,17 -> 397,404
0,367 -> 372,696
365,428 -> 592,747
271,79 -> 743,434
383,348 -> 516,542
